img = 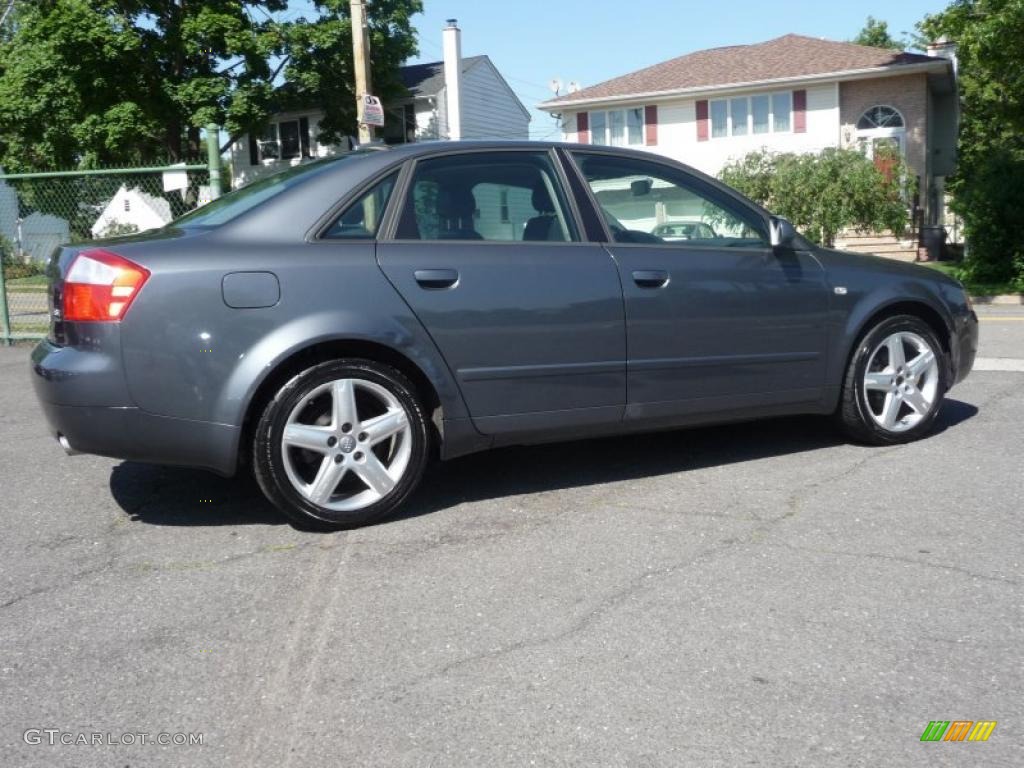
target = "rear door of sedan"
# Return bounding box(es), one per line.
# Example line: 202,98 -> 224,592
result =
567,150 -> 829,423
376,148 -> 626,437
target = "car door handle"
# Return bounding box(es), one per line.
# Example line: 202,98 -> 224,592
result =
632,269 -> 670,288
414,269 -> 459,289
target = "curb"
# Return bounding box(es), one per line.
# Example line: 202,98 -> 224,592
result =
974,358 -> 1024,372
970,294 -> 1024,305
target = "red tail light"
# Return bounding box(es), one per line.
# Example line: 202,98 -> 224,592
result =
63,249 -> 150,322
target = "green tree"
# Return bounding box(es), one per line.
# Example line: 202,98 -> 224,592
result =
0,0 -> 421,171
920,0 -> 1024,288
852,16 -> 906,50
720,148 -> 913,247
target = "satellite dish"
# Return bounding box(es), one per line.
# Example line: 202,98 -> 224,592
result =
568,81 -> 580,93
549,78 -> 562,94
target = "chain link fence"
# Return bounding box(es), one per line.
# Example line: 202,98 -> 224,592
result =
1,163 -> 210,342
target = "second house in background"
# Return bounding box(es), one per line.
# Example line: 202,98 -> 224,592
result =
540,34 -> 958,229
230,22 -> 530,188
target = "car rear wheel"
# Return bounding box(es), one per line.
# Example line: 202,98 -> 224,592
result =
253,359 -> 430,530
837,315 -> 946,445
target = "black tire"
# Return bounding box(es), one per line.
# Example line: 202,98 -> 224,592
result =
253,358 -> 430,531
837,314 -> 947,445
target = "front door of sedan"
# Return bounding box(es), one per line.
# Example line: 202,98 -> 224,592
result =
377,149 -> 626,436
569,151 -> 829,422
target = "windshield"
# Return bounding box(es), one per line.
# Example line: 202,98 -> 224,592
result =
172,151 -> 380,228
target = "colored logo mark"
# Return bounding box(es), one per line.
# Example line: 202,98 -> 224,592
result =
920,720 -> 997,742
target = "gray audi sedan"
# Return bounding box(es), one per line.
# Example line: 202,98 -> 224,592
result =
31,141 -> 978,529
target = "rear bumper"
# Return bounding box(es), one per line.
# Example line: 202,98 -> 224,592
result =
31,340 -> 239,476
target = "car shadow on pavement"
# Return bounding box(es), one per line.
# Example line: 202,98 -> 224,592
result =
110,463 -> 287,526
110,400 -> 977,529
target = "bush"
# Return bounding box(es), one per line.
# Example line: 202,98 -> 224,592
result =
949,145 -> 1024,291
2,254 -> 46,280
720,147 -> 913,247
1,237 -> 46,280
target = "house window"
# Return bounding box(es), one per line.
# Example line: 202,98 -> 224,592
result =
278,121 -> 301,159
772,92 -> 791,132
751,95 -> 770,134
124,199 -> 130,212
709,92 -> 794,138
258,125 -> 280,161
257,120 -> 306,162
710,100 -> 728,138
590,108 -> 644,146
857,105 -> 904,130
729,97 -> 748,136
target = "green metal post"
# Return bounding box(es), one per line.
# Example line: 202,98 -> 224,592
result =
206,124 -> 222,201
0,255 -> 11,346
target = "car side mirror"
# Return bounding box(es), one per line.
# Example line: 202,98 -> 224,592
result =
769,216 -> 798,249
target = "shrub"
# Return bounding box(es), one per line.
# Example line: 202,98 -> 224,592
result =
720,147 -> 913,247
948,145 -> 1024,290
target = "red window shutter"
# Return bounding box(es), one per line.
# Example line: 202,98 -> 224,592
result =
644,105 -> 658,145
696,100 -> 709,142
576,112 -> 590,144
793,89 -> 807,133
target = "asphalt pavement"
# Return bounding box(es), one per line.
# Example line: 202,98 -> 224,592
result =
0,306 -> 1021,767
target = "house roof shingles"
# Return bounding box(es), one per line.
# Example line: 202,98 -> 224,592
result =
401,55 -> 488,98
543,34 -> 943,106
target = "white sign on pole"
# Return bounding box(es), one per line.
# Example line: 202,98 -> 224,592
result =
360,94 -> 385,127
162,162 -> 188,193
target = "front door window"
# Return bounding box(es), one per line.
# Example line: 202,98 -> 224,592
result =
570,151 -> 768,247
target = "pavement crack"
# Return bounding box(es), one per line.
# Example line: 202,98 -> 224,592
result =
0,557 -> 116,611
778,542 -> 1018,585
384,535 -> 747,702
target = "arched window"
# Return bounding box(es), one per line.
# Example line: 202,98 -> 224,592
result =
857,105 -> 904,130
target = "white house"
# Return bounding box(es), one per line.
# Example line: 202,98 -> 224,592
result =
540,35 -> 959,242
91,185 -> 172,238
229,21 -> 530,188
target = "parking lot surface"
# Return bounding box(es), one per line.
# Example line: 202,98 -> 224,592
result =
1,307 -> 1021,767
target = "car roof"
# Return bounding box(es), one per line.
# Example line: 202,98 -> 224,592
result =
360,139 -> 648,159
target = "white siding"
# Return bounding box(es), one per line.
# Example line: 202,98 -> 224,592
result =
561,83 -> 840,178
414,101 -> 442,140
229,110 -> 342,188
439,59 -> 530,140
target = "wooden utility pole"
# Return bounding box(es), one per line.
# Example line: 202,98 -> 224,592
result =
350,0 -> 374,144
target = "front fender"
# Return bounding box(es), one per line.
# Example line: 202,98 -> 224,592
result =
821,253 -> 956,407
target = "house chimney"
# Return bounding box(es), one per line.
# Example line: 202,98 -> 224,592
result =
927,37 -> 958,74
442,18 -> 463,141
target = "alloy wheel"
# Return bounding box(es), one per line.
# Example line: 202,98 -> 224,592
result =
862,331 -> 940,433
280,378 -> 412,512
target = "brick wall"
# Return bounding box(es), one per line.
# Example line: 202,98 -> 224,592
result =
839,74 -> 928,180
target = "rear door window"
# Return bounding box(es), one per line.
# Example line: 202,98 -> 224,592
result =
394,151 -> 578,242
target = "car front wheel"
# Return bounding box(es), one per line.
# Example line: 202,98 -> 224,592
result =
253,359 -> 430,530
837,315 -> 947,445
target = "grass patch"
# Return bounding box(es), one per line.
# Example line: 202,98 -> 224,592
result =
5,274 -> 49,287
921,262 -> 1021,296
